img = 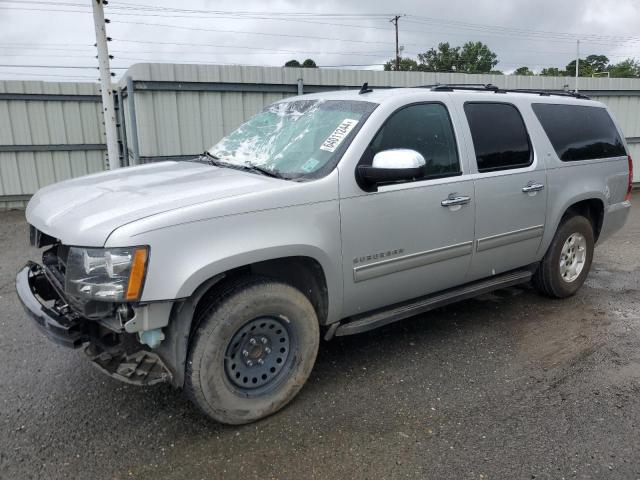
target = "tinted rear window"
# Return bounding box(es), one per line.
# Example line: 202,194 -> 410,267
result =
532,104 -> 626,161
464,103 -> 532,172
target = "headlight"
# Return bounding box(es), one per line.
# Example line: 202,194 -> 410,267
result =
65,246 -> 149,302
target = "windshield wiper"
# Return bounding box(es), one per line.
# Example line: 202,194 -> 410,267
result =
194,153 -> 286,179
195,151 -> 221,165
235,163 -> 285,179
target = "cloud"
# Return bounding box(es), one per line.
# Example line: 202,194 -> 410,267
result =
0,0 -> 638,81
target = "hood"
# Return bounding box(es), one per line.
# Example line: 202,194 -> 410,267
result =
26,161 -> 284,246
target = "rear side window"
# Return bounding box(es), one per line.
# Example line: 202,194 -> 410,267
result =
363,103 -> 460,179
464,103 -> 532,172
532,104 -> 626,161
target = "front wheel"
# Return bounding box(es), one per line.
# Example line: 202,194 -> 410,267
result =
533,215 -> 595,298
185,277 -> 319,424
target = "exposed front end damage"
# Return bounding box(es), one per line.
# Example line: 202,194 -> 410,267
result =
16,261 -> 174,386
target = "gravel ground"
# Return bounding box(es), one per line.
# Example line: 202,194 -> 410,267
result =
1,195 -> 638,480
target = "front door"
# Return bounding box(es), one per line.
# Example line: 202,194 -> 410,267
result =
339,101 -> 475,317
461,101 -> 548,280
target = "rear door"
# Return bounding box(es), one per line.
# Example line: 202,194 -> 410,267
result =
461,101 -> 548,280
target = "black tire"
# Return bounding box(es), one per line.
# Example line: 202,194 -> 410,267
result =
185,277 -> 319,424
533,215 -> 594,298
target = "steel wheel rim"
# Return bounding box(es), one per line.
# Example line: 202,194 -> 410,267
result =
559,232 -> 587,283
224,316 -> 293,395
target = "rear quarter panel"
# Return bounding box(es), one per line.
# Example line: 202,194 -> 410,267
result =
532,100 -> 630,255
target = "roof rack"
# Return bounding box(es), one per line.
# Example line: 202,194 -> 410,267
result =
421,83 -> 590,100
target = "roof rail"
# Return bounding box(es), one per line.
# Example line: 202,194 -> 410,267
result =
421,83 -> 590,100
504,88 -> 590,100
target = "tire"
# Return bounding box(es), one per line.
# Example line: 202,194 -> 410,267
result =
533,215 -> 594,298
185,277 -> 319,424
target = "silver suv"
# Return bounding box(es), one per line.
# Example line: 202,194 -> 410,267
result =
17,84 -> 633,424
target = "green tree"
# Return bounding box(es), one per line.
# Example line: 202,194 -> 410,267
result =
608,58 -> 640,78
284,59 -> 317,68
540,67 -> 562,76
565,55 -> 610,76
585,54 -> 609,73
565,59 -> 589,76
417,42 -> 461,72
513,66 -> 534,76
489,70 -> 504,75
383,57 -> 421,71
458,41 -> 498,73
415,41 -> 498,73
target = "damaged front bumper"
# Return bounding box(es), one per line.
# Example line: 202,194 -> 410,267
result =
15,263 -> 172,386
16,262 -> 87,348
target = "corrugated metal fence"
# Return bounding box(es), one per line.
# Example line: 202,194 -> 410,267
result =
120,64 -> 640,174
2,64 -> 640,208
0,80 -> 106,208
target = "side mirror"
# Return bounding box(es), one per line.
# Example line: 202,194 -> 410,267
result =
357,149 -> 426,189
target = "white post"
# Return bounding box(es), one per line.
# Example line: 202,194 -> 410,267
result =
575,39 -> 580,93
92,0 -> 120,169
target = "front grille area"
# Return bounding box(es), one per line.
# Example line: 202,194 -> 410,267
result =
42,244 -> 68,290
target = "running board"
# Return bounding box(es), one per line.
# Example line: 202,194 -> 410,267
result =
334,269 -> 533,337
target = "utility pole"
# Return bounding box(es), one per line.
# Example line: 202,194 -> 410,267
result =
390,15 -> 401,71
91,0 -> 120,169
575,39 -> 580,93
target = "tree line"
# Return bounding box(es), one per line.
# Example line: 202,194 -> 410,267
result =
284,59 -> 318,68
382,42 -> 640,77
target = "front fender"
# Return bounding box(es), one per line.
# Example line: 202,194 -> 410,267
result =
109,200 -> 344,323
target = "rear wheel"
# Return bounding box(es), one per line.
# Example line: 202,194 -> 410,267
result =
533,215 -> 594,298
185,277 -> 319,424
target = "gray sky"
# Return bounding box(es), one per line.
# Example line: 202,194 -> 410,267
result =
1,0 -> 639,81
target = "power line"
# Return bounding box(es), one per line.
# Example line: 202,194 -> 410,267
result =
107,2 -> 394,18
123,44 -> 639,58
4,0 -> 640,45
0,52 -> 97,58
3,3 -> 640,51
3,0 -> 640,73
0,70 -> 98,79
113,20 -> 396,46
0,42 -> 93,47
100,2 -> 640,45
405,15 -> 640,43
111,49 -> 393,57
0,0 -> 87,6
0,64 -> 128,69
109,39 -> 394,57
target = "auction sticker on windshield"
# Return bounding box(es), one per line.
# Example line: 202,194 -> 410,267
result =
319,119 -> 359,152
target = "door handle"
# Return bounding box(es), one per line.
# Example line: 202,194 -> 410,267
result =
522,182 -> 545,193
441,195 -> 471,207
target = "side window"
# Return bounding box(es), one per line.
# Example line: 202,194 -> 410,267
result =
532,103 -> 626,161
363,103 -> 461,180
464,103 -> 532,172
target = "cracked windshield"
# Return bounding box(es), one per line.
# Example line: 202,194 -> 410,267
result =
208,99 -> 376,178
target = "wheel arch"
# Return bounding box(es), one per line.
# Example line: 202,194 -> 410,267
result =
539,190 -> 607,258
562,198 -> 605,241
157,254 -> 332,388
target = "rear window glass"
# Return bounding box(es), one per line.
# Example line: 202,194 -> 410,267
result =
532,104 -> 626,161
464,103 -> 532,172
